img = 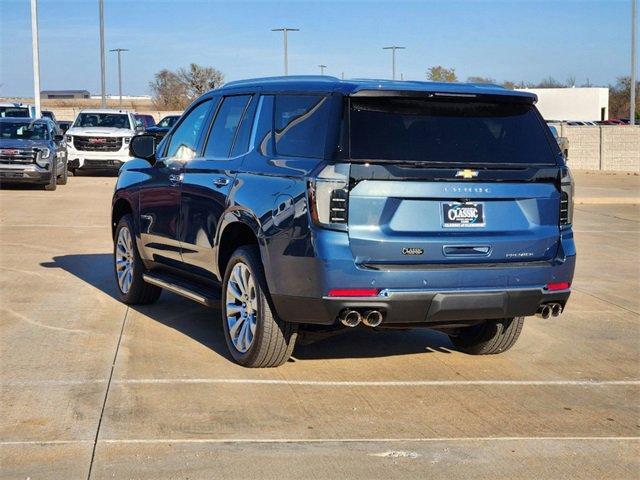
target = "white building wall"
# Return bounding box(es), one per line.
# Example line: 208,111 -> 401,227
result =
516,87 -> 609,121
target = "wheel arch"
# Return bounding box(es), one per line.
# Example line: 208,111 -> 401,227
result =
217,218 -> 261,281
112,197 -> 133,238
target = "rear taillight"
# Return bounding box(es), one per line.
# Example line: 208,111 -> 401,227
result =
560,168 -> 574,226
545,282 -> 571,291
308,163 -> 350,231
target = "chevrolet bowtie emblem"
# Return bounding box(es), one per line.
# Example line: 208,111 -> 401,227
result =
455,169 -> 479,179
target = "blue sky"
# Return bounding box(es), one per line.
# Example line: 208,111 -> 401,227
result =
0,0 -> 635,97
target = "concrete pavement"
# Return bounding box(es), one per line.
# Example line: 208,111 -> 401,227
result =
0,175 -> 638,479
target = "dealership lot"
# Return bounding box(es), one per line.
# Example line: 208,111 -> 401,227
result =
1,174 -> 638,479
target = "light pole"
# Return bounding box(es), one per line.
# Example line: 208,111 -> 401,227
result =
318,64 -> 327,75
30,0 -> 41,118
110,48 -> 129,107
271,27 -> 299,75
631,0 -> 637,125
99,0 -> 106,107
383,45 -> 405,81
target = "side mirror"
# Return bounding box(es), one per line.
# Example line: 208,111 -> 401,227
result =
129,134 -> 157,164
135,125 -> 145,134
54,134 -> 64,142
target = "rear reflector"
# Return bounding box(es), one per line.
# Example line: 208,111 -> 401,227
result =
545,282 -> 571,291
327,288 -> 380,297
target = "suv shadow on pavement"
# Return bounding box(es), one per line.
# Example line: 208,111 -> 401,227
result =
40,253 -> 454,362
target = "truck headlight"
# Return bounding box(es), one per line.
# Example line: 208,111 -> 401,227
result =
35,149 -> 51,168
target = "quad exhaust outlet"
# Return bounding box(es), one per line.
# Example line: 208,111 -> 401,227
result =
338,309 -> 362,327
362,310 -> 383,327
338,309 -> 385,327
536,303 -> 563,319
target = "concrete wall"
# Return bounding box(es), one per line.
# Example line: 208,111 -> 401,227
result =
555,124 -> 640,172
517,87 -> 609,121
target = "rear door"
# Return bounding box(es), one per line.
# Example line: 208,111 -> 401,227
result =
346,96 -> 563,267
179,94 -> 256,281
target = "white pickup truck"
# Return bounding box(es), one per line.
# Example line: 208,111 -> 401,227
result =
65,109 -> 142,173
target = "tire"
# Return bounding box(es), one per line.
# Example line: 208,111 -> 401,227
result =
57,157 -> 68,185
449,317 -> 524,355
43,170 -> 57,191
221,245 -> 297,368
113,214 -> 162,305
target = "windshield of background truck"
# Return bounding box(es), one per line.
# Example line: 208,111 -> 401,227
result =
74,113 -> 131,129
349,97 -> 556,164
0,122 -> 49,140
0,107 -> 30,118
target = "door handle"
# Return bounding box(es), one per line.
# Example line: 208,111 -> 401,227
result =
169,173 -> 183,185
213,177 -> 230,188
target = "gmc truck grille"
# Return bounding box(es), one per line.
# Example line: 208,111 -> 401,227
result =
74,136 -> 122,152
0,148 -> 35,163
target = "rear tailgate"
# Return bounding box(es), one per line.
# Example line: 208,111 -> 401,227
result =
348,174 -> 561,267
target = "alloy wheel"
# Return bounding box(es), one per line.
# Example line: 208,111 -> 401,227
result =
225,262 -> 258,353
115,226 -> 134,294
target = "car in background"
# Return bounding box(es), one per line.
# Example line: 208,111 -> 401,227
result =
547,124 -> 569,158
0,102 -> 36,118
134,114 -> 156,129
42,110 -> 58,123
0,117 -> 68,190
57,121 -> 73,134
65,109 -> 142,174
144,114 -> 181,140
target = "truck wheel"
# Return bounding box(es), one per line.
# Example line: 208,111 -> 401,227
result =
43,170 -> 57,191
113,214 -> 162,305
57,158 -> 68,185
449,317 -> 524,355
222,245 -> 297,368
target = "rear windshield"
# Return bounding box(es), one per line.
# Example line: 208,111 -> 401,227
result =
349,98 -> 556,165
74,113 -> 131,129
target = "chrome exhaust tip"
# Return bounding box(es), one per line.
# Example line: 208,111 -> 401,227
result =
536,304 -> 551,319
551,303 -> 563,317
338,309 -> 362,327
362,310 -> 383,327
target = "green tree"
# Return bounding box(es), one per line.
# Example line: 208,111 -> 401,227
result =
426,66 -> 457,82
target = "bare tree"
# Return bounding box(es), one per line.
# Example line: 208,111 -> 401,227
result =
501,80 -> 518,90
149,69 -> 189,109
609,76 -> 640,120
426,66 -> 457,83
177,63 -> 225,99
535,76 -> 564,88
467,76 -> 496,84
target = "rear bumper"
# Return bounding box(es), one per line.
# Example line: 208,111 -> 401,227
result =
0,164 -> 51,184
266,227 -> 576,326
272,288 -> 571,326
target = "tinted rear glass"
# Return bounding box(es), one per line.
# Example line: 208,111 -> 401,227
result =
349,98 -> 555,164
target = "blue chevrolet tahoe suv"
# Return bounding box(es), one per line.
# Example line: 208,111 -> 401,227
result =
111,76 -> 575,368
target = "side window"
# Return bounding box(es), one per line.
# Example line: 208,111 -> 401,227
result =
204,95 -> 251,159
251,95 -> 274,156
274,95 -> 331,158
165,100 -> 212,160
230,96 -> 258,157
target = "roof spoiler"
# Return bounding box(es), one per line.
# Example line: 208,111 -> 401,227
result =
350,89 -> 537,104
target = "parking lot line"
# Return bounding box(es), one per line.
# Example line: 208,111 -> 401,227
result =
114,378 -> 639,386
2,436 -> 638,446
